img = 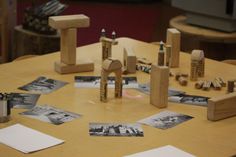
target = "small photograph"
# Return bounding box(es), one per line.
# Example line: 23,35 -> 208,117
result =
75,76 -> 138,88
18,76 -> 68,94
89,123 -> 144,137
169,94 -> 209,106
138,111 -> 193,130
137,83 -> 185,96
20,105 -> 81,125
9,93 -> 40,109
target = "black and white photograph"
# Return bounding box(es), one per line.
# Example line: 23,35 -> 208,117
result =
137,83 -> 186,96
168,94 -> 209,106
18,76 -> 68,94
20,105 -> 81,125
138,111 -> 193,130
9,93 -> 40,109
75,76 -> 138,88
89,123 -> 144,137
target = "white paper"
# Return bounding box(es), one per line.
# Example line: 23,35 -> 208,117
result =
0,124 -> 64,153
124,145 -> 196,157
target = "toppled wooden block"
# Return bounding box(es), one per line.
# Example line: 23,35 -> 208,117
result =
208,92 -> 236,121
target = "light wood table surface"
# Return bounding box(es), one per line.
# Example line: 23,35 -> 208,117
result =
1,37 -> 236,157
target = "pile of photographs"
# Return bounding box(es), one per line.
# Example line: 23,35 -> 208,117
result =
9,93 -> 40,109
75,76 -> 138,88
18,76 -> 68,94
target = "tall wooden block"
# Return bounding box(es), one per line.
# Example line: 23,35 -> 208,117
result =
123,47 -> 137,73
60,28 -> 76,65
208,92 -> 236,121
166,28 -> 181,68
150,65 -> 169,108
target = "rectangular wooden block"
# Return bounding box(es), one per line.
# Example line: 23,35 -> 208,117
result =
123,47 -> 137,73
207,92 -> 236,121
150,65 -> 169,108
55,60 -> 94,74
166,28 -> 180,68
60,28 -> 76,65
49,14 -> 90,29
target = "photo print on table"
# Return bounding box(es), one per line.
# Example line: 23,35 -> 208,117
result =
18,76 -> 68,94
20,105 -> 81,125
138,111 -> 193,130
9,93 -> 40,109
89,123 -> 144,137
137,83 -> 185,96
75,76 -> 138,88
168,94 -> 209,106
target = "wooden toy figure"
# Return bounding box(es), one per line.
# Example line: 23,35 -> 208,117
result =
49,14 -> 94,74
100,58 -> 123,102
99,29 -> 118,61
190,50 -> 205,81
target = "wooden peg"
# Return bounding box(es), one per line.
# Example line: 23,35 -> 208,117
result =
158,41 -> 165,66
166,28 -> 180,68
150,65 -> 169,108
227,80 -> 235,93
202,81 -> 212,91
195,80 -> 204,89
208,92 -> 236,121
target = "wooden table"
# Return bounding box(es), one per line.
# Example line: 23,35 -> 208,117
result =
1,37 -> 236,157
170,15 -> 236,60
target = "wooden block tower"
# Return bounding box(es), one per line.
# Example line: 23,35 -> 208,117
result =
100,29 -> 118,61
49,14 -> 94,74
166,28 -> 181,68
100,58 -> 123,102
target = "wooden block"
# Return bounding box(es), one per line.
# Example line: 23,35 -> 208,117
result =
60,28 -> 76,65
49,14 -> 90,29
166,28 -> 180,68
191,50 -> 205,77
123,47 -> 137,73
54,60 -> 94,74
165,45 -> 172,67
208,92 -> 236,121
178,76 -> 188,86
195,80 -> 204,89
150,65 -> 169,108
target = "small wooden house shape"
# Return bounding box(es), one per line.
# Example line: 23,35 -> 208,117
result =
100,58 -> 122,102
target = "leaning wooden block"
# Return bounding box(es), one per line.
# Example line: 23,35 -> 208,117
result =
166,28 -> 181,68
208,92 -> 236,121
123,47 -> 137,74
49,14 -> 90,29
150,65 -> 169,108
